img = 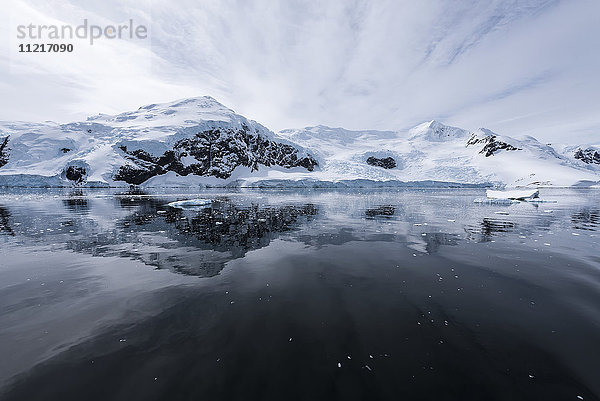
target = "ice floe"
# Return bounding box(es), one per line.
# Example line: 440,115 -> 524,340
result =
167,199 -> 212,209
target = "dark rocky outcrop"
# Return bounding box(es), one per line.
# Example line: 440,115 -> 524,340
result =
60,148 -> 71,153
65,166 -> 87,183
115,126 -> 318,185
366,156 -> 396,169
0,136 -> 10,168
574,148 -> 600,165
467,134 -> 521,157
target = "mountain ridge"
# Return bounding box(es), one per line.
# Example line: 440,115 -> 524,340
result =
0,96 -> 598,188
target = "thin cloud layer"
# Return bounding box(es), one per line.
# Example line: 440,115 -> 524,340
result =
1,0 -> 599,143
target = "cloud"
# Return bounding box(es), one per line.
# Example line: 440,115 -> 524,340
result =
1,0 -> 599,144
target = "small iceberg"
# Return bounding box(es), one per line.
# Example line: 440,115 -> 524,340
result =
474,188 -> 555,204
167,199 -> 212,209
474,188 -> 541,204
486,189 -> 539,200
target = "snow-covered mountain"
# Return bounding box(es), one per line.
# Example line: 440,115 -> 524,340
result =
0,97 -> 317,187
0,97 -> 598,188
277,122 -> 600,188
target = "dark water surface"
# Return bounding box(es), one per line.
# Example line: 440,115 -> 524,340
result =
0,188 -> 599,401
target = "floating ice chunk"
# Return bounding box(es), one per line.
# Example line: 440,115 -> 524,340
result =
486,189 -> 539,200
167,199 -> 211,209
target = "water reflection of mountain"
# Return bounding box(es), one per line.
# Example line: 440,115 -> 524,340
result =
572,208 -> 599,231
464,218 -> 516,242
3,189 -> 595,277
423,232 -> 460,254
165,201 -> 318,252
406,231 -> 461,254
67,197 -> 319,277
62,190 -> 90,214
0,206 -> 14,236
295,227 -> 359,248
365,205 -> 395,218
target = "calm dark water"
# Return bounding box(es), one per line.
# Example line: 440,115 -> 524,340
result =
0,188 -> 599,401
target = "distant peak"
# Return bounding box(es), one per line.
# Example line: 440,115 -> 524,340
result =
409,120 -> 469,142
85,95 -> 238,124
475,128 -> 498,137
167,96 -> 227,108
410,120 -> 447,131
135,96 -> 228,111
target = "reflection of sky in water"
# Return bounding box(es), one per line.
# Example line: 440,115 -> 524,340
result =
0,188 -> 599,400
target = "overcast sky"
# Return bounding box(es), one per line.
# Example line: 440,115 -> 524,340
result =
1,0 -> 599,143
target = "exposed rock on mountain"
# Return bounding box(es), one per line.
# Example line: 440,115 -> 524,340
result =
574,147 -> 600,165
65,166 -> 87,183
115,126 -> 317,185
0,136 -> 9,168
466,131 -> 521,157
366,156 -> 396,169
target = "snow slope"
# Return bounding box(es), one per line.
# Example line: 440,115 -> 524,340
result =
0,98 -> 598,187
275,121 -> 600,187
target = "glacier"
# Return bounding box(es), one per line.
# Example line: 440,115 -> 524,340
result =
0,96 -> 598,188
